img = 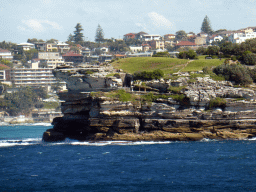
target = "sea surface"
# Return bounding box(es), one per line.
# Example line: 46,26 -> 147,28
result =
1,124 -> 256,192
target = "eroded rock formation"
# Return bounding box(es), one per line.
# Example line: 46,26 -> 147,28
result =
43,67 -> 256,142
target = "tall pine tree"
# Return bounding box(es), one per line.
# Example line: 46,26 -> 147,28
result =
201,15 -> 213,35
73,23 -> 84,43
95,24 -> 104,43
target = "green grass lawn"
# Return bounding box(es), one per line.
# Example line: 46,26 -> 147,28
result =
111,56 -> 225,75
111,57 -> 188,75
181,59 -> 224,72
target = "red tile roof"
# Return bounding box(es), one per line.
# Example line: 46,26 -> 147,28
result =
62,51 -> 82,57
0,48 -> 11,53
76,44 -> 83,49
124,33 -> 135,36
176,41 -> 196,46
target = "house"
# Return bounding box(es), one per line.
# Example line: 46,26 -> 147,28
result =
135,31 -> 148,40
142,43 -> 151,52
17,43 -> 35,51
228,29 -> 256,44
99,54 -> 113,62
38,52 -> 65,69
62,51 -> 83,63
176,41 -> 197,48
195,36 -> 207,46
141,34 -> 162,41
207,35 -> 223,44
56,42 -> 70,53
123,33 -> 136,40
149,40 -> 165,50
129,45 -> 143,53
164,34 -> 176,40
82,48 -> 91,57
0,49 -> 13,60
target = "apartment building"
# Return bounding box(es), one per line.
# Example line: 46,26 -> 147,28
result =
10,68 -> 57,88
35,42 -> 70,53
228,29 -> 256,44
150,40 -> 165,50
38,52 -> 65,68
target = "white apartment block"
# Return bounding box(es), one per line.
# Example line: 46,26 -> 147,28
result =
10,68 -> 57,88
228,30 -> 256,44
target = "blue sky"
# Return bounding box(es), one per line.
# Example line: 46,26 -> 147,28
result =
1,0 -> 256,43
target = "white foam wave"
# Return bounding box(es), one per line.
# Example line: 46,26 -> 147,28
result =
0,122 -> 52,127
247,137 -> 256,141
0,138 -> 42,147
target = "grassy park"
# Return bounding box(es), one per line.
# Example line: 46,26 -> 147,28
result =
111,56 -> 224,75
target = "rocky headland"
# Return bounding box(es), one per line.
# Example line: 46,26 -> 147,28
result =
43,65 -> 256,142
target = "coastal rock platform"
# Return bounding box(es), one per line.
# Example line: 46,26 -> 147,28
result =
43,92 -> 256,142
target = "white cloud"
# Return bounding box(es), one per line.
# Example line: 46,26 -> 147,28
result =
148,12 -> 173,29
18,19 -> 62,32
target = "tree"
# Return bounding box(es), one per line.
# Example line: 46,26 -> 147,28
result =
95,24 -> 104,43
206,46 -> 220,56
201,15 -> 213,35
175,30 -> 187,41
67,33 -> 74,42
73,23 -> 84,43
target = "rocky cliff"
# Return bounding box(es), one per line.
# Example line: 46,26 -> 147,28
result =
43,67 -> 256,142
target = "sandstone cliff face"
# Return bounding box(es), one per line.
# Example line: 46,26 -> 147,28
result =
43,91 -> 256,142
43,67 -> 256,142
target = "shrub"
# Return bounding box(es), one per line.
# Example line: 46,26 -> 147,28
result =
178,50 -> 197,59
208,97 -> 226,109
213,63 -> 253,85
152,51 -> 170,57
243,53 -> 256,65
231,56 -> 237,61
133,69 -> 164,80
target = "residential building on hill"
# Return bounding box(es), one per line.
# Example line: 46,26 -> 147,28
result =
164,34 -> 176,40
10,68 -> 58,89
0,49 -> 13,60
123,33 -> 136,40
17,43 -> 35,51
62,51 -> 83,63
149,40 -> 165,50
176,41 -> 197,48
129,45 -> 143,53
38,52 -> 65,69
141,34 -> 162,41
228,30 -> 256,44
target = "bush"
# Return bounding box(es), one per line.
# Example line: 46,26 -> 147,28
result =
213,63 -> 253,85
133,69 -> 164,80
243,53 -> 256,65
208,97 -> 226,109
152,51 -> 170,57
178,50 -> 197,59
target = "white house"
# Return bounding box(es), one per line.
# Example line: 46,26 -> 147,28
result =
129,45 -> 143,53
208,35 -> 223,44
0,49 -> 13,60
17,43 -> 35,51
141,34 -> 162,41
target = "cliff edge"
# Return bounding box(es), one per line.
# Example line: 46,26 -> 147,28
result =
43,66 -> 256,142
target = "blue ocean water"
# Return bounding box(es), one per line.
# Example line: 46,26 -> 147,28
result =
1,124 -> 256,192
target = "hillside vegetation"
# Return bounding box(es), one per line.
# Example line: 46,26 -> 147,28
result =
111,57 -> 224,75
